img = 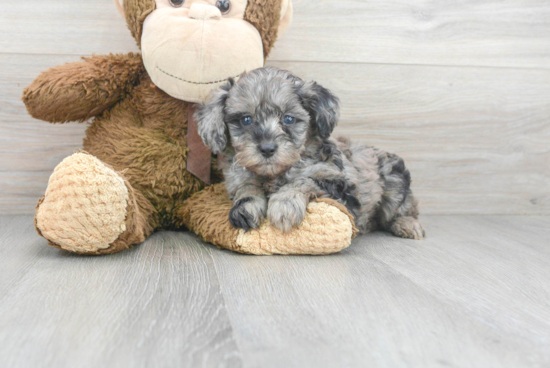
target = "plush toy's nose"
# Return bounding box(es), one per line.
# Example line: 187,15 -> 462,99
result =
188,3 -> 222,20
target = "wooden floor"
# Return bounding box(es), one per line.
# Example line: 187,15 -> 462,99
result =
0,215 -> 549,368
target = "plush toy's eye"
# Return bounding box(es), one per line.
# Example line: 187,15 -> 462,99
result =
216,0 -> 231,14
283,115 -> 296,125
241,116 -> 253,126
169,0 -> 185,7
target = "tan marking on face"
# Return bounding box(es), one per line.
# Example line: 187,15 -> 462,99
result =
233,138 -> 300,178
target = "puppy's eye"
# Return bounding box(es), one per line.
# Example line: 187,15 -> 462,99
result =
283,115 -> 296,125
216,0 -> 231,14
241,116 -> 253,126
169,0 -> 185,7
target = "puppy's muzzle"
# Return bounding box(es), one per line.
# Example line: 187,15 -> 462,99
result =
259,142 -> 278,158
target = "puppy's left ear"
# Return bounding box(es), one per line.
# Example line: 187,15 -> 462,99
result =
298,81 -> 340,139
196,80 -> 234,154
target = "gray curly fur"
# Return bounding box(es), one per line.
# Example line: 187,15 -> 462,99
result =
198,67 -> 425,239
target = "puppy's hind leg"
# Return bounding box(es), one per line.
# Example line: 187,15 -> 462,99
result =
389,214 -> 425,240
377,152 -> 426,240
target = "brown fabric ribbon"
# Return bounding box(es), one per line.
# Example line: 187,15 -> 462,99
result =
186,104 -> 212,184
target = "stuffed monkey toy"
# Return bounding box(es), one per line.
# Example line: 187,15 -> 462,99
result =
22,0 -> 357,256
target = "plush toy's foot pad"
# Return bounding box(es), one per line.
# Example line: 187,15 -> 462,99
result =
237,199 -> 357,255
178,184 -> 357,255
390,216 -> 426,240
36,152 -> 133,254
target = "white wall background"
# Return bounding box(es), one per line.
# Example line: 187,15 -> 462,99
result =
1,0 -> 549,215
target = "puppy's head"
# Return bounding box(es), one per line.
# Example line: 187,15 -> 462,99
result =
197,66 -> 340,177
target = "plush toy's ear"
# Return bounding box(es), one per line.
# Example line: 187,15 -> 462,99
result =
197,80 -> 235,154
113,0 -> 125,17
298,81 -> 340,139
278,0 -> 293,36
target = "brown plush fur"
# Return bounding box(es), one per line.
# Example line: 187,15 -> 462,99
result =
83,68 -> 207,230
176,184 -> 357,254
23,53 -> 144,123
23,0 -> 288,254
244,0 -> 284,58
175,184 -> 241,250
124,0 -> 156,47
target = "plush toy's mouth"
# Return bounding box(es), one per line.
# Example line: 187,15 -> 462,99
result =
157,66 -> 244,85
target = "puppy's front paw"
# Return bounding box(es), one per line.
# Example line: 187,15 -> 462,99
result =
267,197 -> 307,233
229,197 -> 266,231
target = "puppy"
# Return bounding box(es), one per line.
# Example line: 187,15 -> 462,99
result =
197,67 -> 425,240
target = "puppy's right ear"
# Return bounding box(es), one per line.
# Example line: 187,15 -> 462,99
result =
297,81 -> 340,139
197,80 -> 234,154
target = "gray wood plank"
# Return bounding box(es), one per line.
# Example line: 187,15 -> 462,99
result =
0,216 -> 51,296
0,172 -> 52,215
0,53 -> 89,214
367,216 -> 550,366
1,215 -> 549,367
2,0 -> 550,69
267,61 -> 550,216
2,53 -> 549,215
0,53 -> 87,170
273,0 -> 550,68
209,215 -> 550,368
0,221 -> 243,368
0,0 -> 139,56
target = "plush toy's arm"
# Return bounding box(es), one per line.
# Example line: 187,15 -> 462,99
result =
22,53 -> 144,123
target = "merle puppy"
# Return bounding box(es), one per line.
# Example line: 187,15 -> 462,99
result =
197,67 -> 425,240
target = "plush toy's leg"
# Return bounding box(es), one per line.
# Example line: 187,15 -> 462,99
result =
35,152 -> 155,255
175,184 -> 357,255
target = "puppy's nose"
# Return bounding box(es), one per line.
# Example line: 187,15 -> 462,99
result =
259,143 -> 278,158
188,3 -> 222,20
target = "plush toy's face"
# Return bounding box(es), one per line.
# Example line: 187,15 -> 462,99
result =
116,0 -> 293,103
